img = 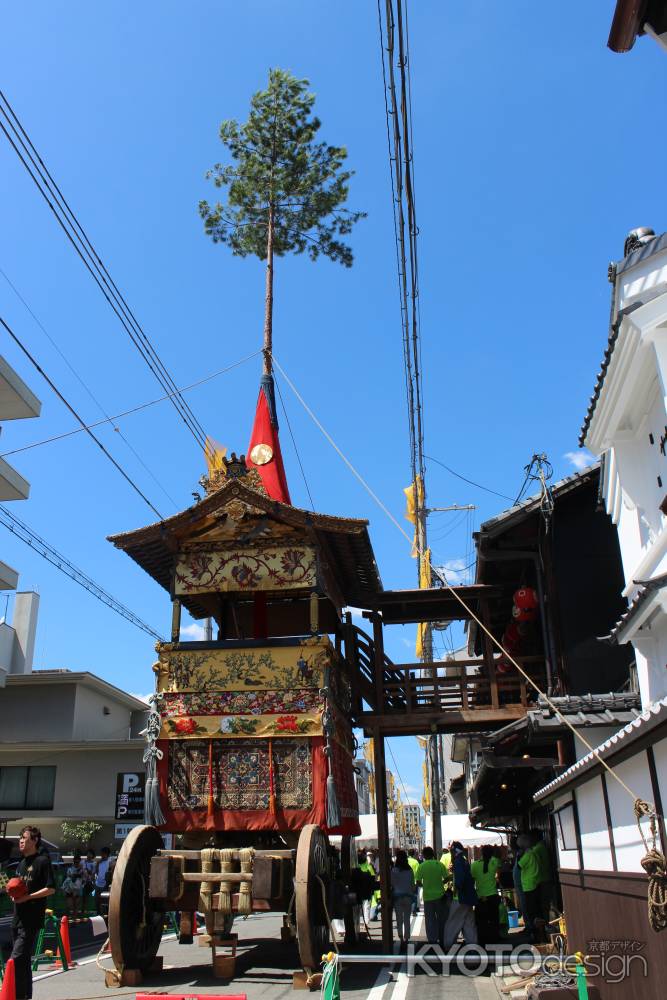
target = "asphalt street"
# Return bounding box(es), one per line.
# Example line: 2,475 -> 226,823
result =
29,911 -> 500,1000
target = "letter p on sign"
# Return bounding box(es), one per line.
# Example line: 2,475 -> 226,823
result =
122,773 -> 140,793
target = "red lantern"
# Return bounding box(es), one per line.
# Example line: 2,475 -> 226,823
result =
513,587 -> 538,611
502,622 -> 521,651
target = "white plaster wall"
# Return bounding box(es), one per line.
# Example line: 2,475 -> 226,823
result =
574,776 -> 614,871
605,753 -> 655,871
72,682 -> 133,741
0,745 -> 144,822
651,736 -> 667,851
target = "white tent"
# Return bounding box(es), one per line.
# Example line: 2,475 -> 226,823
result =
439,813 -> 503,848
334,812 -> 502,850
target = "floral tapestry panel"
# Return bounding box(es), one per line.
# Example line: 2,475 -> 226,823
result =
156,639 -> 331,693
161,712 -> 322,739
174,545 -> 317,595
166,738 -> 312,811
160,688 -> 323,718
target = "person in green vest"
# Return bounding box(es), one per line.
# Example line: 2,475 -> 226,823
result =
530,829 -> 554,922
517,834 -> 542,942
407,848 -> 420,914
415,846 -> 450,945
470,845 -> 501,947
358,850 -> 378,925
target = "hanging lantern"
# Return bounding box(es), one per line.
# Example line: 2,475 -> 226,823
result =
513,587 -> 538,611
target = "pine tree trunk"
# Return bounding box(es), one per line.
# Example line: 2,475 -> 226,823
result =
263,204 -> 275,376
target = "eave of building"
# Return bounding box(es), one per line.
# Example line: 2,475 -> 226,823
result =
534,695 -> 667,802
4,671 -> 149,712
581,236 -> 667,450
0,356 -> 41,420
108,477 -> 382,613
607,573 -> 667,643
0,559 -> 19,591
0,456 -> 30,501
0,739 -> 145,751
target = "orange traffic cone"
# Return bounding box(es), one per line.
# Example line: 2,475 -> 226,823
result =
56,915 -> 76,968
0,957 -> 16,1000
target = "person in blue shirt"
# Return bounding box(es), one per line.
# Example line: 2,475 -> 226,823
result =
443,841 -> 478,951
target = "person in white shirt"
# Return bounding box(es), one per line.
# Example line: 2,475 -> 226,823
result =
94,846 -> 112,914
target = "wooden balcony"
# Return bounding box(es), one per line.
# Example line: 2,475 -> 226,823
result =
343,621 -> 546,736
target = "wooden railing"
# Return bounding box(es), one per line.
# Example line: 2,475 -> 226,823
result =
342,619 -> 546,717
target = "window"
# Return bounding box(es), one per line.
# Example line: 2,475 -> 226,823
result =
554,801 -> 578,852
0,766 -> 56,809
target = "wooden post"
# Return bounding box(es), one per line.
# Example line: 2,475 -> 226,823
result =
371,613 -> 386,712
371,730 -> 393,953
171,599 -> 181,642
480,600 -> 499,709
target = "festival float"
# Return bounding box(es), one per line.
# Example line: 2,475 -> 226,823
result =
104,374 -> 376,984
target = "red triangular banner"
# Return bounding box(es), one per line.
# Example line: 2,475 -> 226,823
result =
247,376 -> 291,504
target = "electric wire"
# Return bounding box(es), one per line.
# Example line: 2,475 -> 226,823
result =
274,370 -> 315,510
0,504 -> 163,640
0,89 -> 213,460
425,453 -> 515,503
1,349 -> 262,459
0,266 -> 178,509
1,314 -> 163,519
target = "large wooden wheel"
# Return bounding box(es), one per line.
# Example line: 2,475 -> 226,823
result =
108,825 -> 164,974
295,824 -> 331,970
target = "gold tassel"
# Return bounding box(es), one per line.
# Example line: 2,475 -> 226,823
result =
199,846 -> 217,918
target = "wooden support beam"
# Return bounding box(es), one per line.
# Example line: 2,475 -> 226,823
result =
371,613 -> 385,711
171,599 -> 182,642
181,872 -> 254,883
371,728 -> 393,954
480,599 -> 499,710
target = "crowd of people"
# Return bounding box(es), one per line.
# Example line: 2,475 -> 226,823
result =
357,829 -> 554,951
61,845 -> 114,919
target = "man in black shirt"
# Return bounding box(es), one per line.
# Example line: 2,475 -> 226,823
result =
11,826 -> 55,1000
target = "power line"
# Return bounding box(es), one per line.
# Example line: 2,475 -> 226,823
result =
0,266 -> 178,509
1,349 -> 262,459
0,504 -> 163,641
425,453 -> 515,503
0,89 -> 213,460
274,371 -> 315,511
1,314 -> 163,519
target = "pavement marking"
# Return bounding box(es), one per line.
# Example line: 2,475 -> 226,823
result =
392,913 -> 424,1000
32,934 -> 179,982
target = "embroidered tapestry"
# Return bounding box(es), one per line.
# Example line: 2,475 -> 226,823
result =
160,711 -> 322,739
166,738 -> 312,811
174,544 -> 317,595
156,639 -> 330,692
160,688 -> 322,717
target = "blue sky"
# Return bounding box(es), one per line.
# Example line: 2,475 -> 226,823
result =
1,2 -> 665,806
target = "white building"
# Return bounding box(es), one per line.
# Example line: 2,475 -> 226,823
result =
0,668 -> 148,848
0,355 -> 41,687
535,229 -> 667,1000
582,227 -> 667,708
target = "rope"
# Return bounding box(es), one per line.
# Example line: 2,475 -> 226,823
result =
217,848 -> 235,916
635,800 -> 667,931
315,874 -> 339,954
199,847 -> 217,917
274,351 -> 666,923
237,847 -> 254,915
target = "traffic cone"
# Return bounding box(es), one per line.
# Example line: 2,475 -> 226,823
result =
0,958 -> 16,1000
57,915 -> 76,968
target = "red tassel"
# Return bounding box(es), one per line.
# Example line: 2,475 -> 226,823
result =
207,739 -> 215,827
268,739 -> 277,817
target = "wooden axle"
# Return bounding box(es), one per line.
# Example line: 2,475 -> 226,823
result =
181,872 -> 254,883
158,849 -> 294,860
